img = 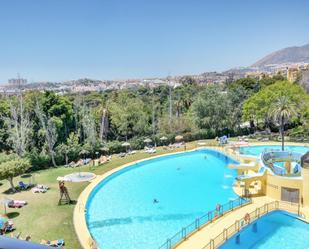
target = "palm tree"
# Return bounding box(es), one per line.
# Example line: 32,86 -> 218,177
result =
270,96 -> 297,151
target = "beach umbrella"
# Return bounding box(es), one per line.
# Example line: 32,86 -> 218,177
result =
100,147 -> 109,155
121,142 -> 130,147
143,138 -> 152,146
100,147 -> 109,152
144,138 -> 152,143
79,149 -> 89,155
159,136 -> 168,145
0,198 -> 12,214
122,142 -> 130,152
79,149 -> 89,159
56,176 -> 72,182
175,135 -> 183,141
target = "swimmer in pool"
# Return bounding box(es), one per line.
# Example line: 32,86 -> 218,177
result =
153,198 -> 159,204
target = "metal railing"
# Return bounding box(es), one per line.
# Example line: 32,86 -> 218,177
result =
202,201 -> 303,249
157,197 -> 251,249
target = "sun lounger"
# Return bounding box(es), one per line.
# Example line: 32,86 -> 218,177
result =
37,184 -> 49,190
18,181 -> 31,190
99,156 -> 108,164
41,239 -> 65,247
8,200 -> 27,208
146,148 -> 156,154
119,153 -> 126,157
32,187 -> 47,193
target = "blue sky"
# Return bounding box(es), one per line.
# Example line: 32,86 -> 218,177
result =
0,0 -> 309,83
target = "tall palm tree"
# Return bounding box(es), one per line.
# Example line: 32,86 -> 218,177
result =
270,96 -> 297,151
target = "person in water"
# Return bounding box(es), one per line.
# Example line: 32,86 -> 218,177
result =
153,198 -> 159,204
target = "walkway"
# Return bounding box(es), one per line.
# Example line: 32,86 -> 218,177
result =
175,196 -> 273,249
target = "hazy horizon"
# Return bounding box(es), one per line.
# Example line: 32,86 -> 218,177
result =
1,0 -> 309,83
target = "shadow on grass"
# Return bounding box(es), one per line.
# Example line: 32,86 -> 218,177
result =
21,174 -> 32,178
6,212 -> 20,219
2,188 -> 16,195
57,200 -> 77,206
2,186 -> 32,195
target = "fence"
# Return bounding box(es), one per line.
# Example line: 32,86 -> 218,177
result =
157,197 -> 251,249
202,201 -> 303,249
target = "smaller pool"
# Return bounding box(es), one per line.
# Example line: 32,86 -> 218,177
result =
220,210 -> 309,249
239,145 -> 309,157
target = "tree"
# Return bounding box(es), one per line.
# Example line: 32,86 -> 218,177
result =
108,93 -> 150,139
229,77 -> 260,95
190,85 -> 232,134
57,132 -> 81,165
270,96 -> 297,150
35,102 -> 58,167
227,86 -> 252,130
4,93 -> 32,157
80,105 -> 97,148
242,81 -> 308,130
0,154 -> 31,192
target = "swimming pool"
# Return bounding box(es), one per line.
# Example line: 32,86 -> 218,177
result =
86,149 -> 239,249
239,145 -> 309,157
220,210 -> 309,249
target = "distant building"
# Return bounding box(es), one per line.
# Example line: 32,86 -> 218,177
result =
287,67 -> 299,82
300,69 -> 309,92
245,71 -> 270,79
8,78 -> 27,85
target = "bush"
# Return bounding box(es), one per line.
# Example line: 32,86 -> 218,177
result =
26,149 -> 52,170
106,140 -> 124,154
129,137 -> 146,150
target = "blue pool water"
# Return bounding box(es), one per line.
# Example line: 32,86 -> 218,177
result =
220,210 -> 309,249
239,145 -> 309,156
86,149 -> 239,249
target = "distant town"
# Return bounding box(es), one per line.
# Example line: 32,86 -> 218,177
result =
2,62 -> 309,94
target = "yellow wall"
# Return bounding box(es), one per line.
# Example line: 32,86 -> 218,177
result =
302,168 -> 309,206
266,173 -> 303,204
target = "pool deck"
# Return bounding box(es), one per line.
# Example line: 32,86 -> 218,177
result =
74,142 -> 309,249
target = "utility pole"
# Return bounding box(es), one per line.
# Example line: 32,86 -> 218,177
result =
152,87 -> 156,136
168,76 -> 173,132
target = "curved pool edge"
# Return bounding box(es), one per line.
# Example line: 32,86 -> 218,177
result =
74,142 -> 309,249
73,148 -> 208,249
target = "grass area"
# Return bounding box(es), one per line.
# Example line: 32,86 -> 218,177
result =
0,141 -> 200,249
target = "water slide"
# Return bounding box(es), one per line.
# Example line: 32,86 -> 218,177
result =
229,161 -> 258,170
236,167 -> 267,182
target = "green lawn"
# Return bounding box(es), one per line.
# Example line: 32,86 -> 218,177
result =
0,142 -> 199,249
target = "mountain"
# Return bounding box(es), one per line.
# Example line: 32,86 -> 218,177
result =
252,43 -> 309,67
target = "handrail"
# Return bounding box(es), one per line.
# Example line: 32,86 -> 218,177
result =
157,197 -> 251,249
202,201 -> 303,249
